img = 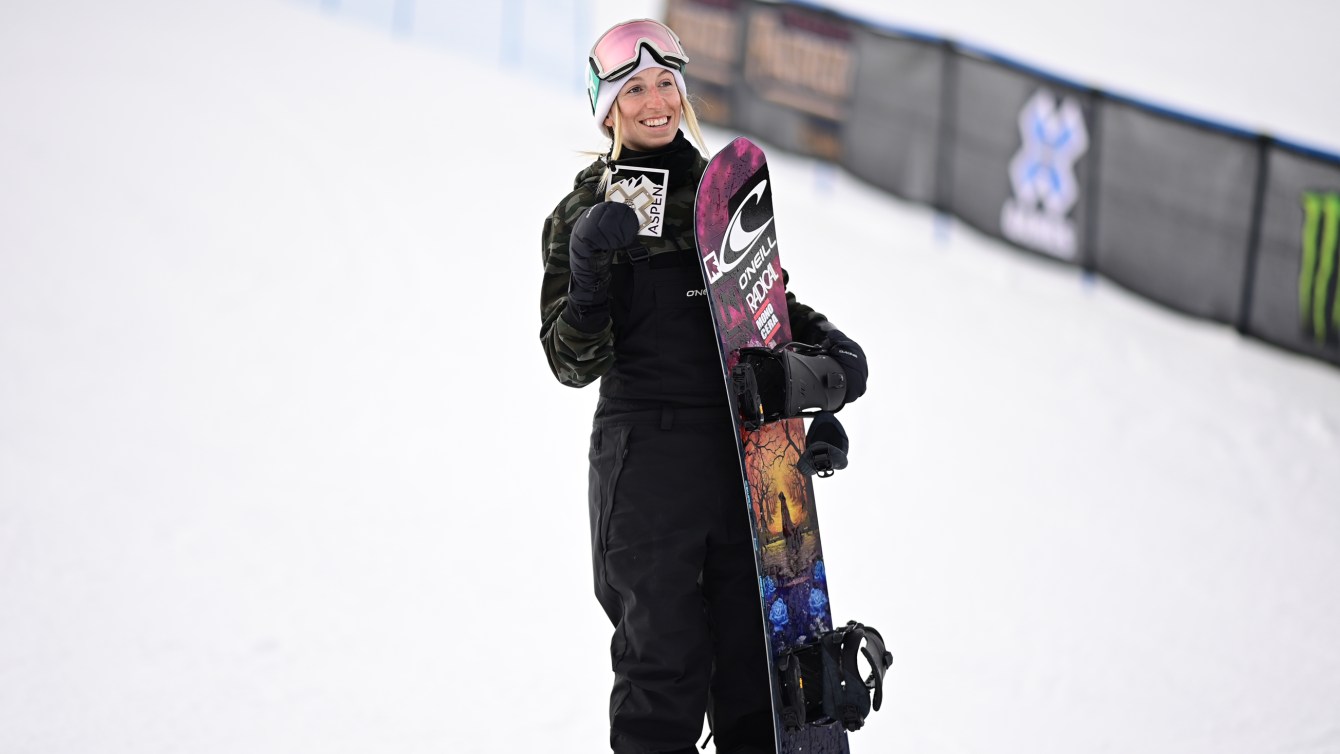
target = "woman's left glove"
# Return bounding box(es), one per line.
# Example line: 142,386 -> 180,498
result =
562,201 -> 638,332
568,201 -> 638,309
823,329 -> 867,403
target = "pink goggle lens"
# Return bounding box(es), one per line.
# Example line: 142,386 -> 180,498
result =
588,19 -> 689,82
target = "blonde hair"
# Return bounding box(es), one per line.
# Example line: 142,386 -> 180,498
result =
598,83 -> 709,191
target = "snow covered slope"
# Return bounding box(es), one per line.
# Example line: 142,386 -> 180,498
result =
1,1 -> 1338,753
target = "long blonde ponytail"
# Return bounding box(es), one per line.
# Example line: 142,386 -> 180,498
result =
679,94 -> 709,157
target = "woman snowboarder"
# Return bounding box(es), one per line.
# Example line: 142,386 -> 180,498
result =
538,18 -> 868,754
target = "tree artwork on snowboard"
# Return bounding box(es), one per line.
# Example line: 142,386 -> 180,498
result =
747,418 -> 830,648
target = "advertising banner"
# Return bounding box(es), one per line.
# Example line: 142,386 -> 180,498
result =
1247,146 -> 1340,365
734,1 -> 857,161
948,54 -> 1093,264
666,0 -> 745,127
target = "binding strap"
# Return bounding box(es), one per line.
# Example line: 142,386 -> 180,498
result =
828,621 -> 893,731
777,620 -> 893,733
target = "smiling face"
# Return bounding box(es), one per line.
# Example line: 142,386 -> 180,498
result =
604,67 -> 682,152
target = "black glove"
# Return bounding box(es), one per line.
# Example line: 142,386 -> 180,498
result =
823,329 -> 867,403
567,201 -> 639,312
798,411 -> 849,477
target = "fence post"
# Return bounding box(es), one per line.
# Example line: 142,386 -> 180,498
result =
1080,88 -> 1105,275
933,39 -> 958,217
1236,134 -> 1274,335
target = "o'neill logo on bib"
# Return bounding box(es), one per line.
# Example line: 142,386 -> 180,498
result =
1001,89 -> 1089,260
606,165 -> 670,238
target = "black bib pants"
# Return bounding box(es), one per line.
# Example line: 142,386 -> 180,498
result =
588,250 -> 775,754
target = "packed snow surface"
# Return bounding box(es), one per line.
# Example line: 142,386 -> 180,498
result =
2,1 -> 1338,753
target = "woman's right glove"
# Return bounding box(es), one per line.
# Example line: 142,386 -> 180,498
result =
566,201 -> 639,322
823,329 -> 868,403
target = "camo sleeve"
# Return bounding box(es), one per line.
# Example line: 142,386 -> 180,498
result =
539,187 -> 616,388
783,268 -> 837,346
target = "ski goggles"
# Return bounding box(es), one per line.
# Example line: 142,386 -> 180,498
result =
587,19 -> 689,111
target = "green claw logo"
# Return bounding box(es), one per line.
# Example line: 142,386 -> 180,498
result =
1300,191 -> 1340,344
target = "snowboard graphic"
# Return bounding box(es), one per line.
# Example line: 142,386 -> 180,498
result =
695,137 -> 849,754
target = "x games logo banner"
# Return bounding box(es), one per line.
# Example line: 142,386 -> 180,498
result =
1001,89 -> 1089,260
1300,190 -> 1340,345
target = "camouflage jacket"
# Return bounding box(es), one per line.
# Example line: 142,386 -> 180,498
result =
539,142 -> 835,391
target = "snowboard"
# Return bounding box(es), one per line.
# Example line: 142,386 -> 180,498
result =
694,137 -> 850,754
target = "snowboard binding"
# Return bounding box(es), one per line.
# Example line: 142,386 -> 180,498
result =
777,621 -> 893,733
731,342 -> 848,431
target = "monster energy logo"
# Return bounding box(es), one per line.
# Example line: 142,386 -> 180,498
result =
1300,191 -> 1340,344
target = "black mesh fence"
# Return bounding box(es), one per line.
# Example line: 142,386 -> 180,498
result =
664,0 -> 1340,368
841,28 -> 942,205
1091,100 -> 1261,325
